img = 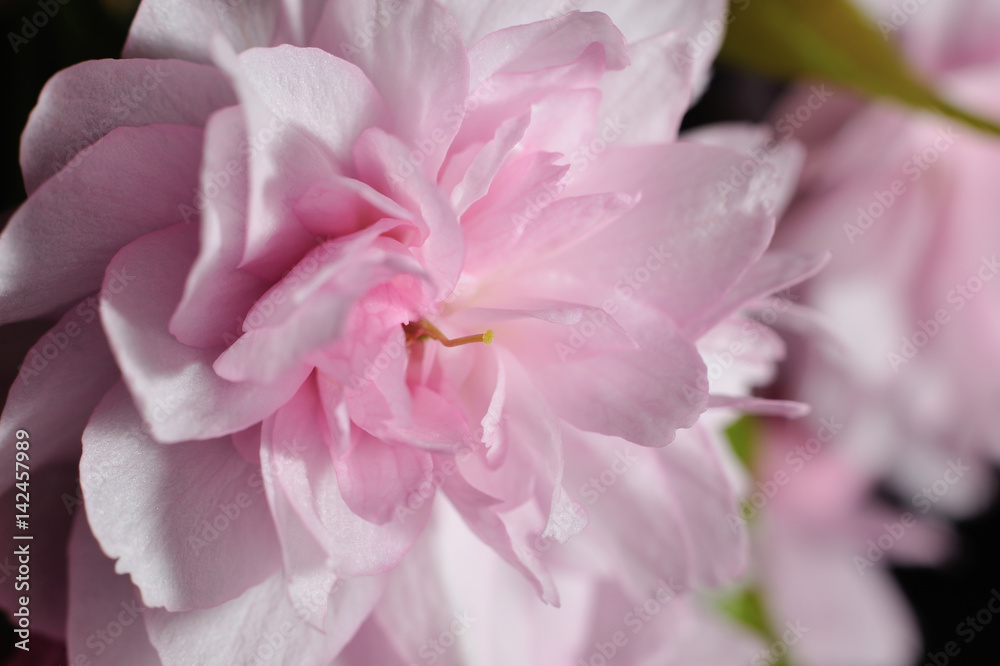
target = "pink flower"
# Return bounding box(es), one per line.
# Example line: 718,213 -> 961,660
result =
771,0 -> 1000,515
0,0 -> 825,662
740,420 -> 952,666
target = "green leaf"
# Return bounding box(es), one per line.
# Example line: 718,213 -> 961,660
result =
717,586 -> 793,666
725,415 -> 760,472
719,0 -> 1000,136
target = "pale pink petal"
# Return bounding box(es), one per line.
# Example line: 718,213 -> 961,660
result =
354,128 -> 465,300
214,226 -> 425,384
262,378 -> 433,576
761,517 -> 921,666
0,301 -> 118,496
361,523 -> 469,666
439,0 -> 726,65
293,176 -> 415,238
81,382 -> 282,611
67,512 -> 162,666
124,0 -> 278,62
526,304 -> 707,447
526,142 -> 779,330
213,42 -> 390,278
683,250 -> 831,338
708,395 -> 812,418
20,58 -> 235,195
169,106 -> 269,349
0,125 -> 203,325
686,122 -> 807,219
144,572 -> 383,666
445,112 -> 531,215
559,424 -> 744,596
335,618 -> 411,666
441,470 -> 559,605
598,31 -> 694,144
100,224 -> 309,442
335,428 -> 434,525
467,11 -> 628,83
312,0 -> 471,177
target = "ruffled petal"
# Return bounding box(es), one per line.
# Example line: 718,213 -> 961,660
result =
312,0 -> 471,177
67,511 -> 162,665
0,125 -> 203,325
81,382 -> 282,611
124,0 -> 279,62
101,224 -> 309,442
144,572 -> 382,666
20,58 -> 235,195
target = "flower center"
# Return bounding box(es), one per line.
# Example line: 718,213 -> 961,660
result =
403,319 -> 494,348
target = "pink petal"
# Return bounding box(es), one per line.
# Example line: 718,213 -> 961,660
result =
686,122 -> 807,218
439,0 -> 726,63
214,223 -> 425,384
0,125 -> 203,325
144,572 -> 383,666
262,378 -> 432,576
708,395 -> 812,418
599,31 -> 694,144
527,142 -> 780,331
169,106 -> 269,349
559,424 -> 745,596
334,428 -> 434,525
81,382 -> 282,611
124,0 -> 279,62
0,301 -> 118,497
67,512 -> 162,665
441,469 -> 560,605
312,0 -> 471,177
526,304 -> 708,447
100,224 -> 309,442
467,11 -> 628,83
354,128 -> 466,300
444,112 -> 532,215
21,58 -> 235,195
213,43 -> 390,279
683,249 -> 831,337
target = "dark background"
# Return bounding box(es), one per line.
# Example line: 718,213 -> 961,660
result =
0,1 -> 998,664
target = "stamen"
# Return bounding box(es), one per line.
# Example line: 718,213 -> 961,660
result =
404,320 -> 494,348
